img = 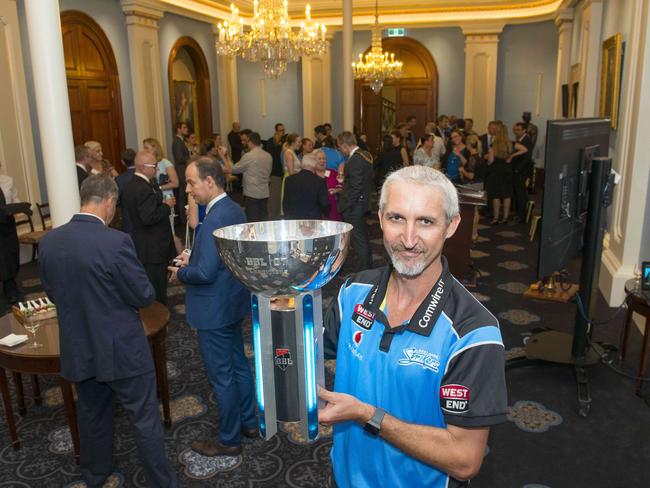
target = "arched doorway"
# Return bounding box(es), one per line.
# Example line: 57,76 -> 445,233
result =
354,36 -> 438,154
61,11 -> 126,172
168,37 -> 212,141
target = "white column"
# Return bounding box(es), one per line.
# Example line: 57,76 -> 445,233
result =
23,0 -> 78,226
342,0 -> 354,132
462,24 -> 504,133
577,0 -> 603,117
553,9 -> 574,118
214,26 -> 240,136
599,0 -> 650,305
0,0 -> 41,208
121,0 -> 167,148
301,39 -> 332,137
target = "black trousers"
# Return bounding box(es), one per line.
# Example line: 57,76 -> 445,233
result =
2,278 -> 17,300
343,208 -> 372,272
144,263 -> 167,305
175,164 -> 187,226
244,196 -> 268,222
513,172 -> 529,220
76,372 -> 178,488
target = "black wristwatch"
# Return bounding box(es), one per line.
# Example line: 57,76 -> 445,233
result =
363,407 -> 386,437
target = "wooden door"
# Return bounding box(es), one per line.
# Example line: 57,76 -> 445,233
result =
355,37 -> 438,155
61,11 -> 125,172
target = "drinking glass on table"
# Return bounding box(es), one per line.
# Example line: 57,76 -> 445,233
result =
22,320 -> 42,348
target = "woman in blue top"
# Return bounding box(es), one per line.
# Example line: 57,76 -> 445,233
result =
443,129 -> 469,183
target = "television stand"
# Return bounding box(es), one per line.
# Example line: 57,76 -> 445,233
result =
507,157 -> 614,417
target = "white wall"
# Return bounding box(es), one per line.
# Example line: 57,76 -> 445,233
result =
495,21 -> 558,164
236,59 -> 303,139
158,12 -> 220,155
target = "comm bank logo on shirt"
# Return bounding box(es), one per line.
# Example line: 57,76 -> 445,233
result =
352,304 -> 375,330
440,384 -> 470,413
397,347 -> 440,373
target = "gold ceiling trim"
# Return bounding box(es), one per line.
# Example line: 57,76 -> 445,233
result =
166,0 -> 563,22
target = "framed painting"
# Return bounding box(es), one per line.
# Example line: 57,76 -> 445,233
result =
599,33 -> 623,129
172,80 -> 199,135
568,63 -> 580,118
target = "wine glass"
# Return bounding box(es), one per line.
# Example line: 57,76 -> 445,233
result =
633,264 -> 642,284
23,320 -> 43,348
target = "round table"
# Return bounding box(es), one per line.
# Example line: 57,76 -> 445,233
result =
0,302 -> 171,461
621,279 -> 650,394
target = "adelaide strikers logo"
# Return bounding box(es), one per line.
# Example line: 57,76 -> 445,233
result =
398,347 -> 440,372
274,347 -> 293,370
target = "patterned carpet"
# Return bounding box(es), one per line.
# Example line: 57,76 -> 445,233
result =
1,205 -> 650,487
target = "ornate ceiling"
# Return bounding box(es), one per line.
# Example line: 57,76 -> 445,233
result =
159,0 -> 571,27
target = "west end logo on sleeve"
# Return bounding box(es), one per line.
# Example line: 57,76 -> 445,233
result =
440,384 -> 470,413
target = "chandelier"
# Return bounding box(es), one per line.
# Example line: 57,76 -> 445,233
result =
351,0 -> 403,94
215,0 -> 327,79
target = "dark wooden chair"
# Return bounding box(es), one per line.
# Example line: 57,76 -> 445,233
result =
36,202 -> 51,230
15,207 -> 49,262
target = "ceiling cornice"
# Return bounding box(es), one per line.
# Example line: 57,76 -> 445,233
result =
157,0 -> 566,28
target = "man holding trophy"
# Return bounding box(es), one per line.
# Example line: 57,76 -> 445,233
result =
320,166 -> 508,488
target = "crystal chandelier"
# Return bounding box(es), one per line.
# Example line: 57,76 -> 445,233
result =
352,0 -> 403,94
215,0 -> 327,79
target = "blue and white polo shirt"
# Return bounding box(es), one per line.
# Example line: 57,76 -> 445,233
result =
324,257 -> 507,488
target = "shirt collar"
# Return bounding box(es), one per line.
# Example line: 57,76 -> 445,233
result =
76,163 -> 88,173
349,146 -> 360,158
205,192 -> 227,215
76,212 -> 105,226
134,172 -> 150,183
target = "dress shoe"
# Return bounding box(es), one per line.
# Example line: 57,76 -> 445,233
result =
191,440 -> 242,457
241,426 -> 259,439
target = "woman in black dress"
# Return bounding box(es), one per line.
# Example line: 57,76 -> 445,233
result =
373,133 -> 407,190
486,123 -> 515,224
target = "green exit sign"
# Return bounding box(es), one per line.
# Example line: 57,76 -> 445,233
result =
387,28 -> 405,37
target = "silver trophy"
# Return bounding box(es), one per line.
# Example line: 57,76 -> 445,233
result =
214,220 -> 352,441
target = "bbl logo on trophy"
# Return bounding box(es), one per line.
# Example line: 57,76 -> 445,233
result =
274,347 -> 294,370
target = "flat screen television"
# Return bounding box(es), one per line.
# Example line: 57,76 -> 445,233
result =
537,118 -> 610,279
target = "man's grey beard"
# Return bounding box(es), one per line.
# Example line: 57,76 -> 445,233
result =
387,247 -> 427,278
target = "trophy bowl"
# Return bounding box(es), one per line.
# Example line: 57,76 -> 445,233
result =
213,220 -> 352,296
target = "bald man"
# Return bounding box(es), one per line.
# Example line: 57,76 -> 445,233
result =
122,151 -> 176,304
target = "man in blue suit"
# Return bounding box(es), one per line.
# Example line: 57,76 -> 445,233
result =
38,175 -> 178,488
169,157 -> 257,456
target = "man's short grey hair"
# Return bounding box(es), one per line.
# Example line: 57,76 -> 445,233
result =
379,166 -> 459,223
80,175 -> 118,206
301,153 -> 317,171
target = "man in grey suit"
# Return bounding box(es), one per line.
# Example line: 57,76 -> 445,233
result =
38,175 -> 178,488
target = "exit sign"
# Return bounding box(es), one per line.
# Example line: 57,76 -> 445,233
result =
387,28 -> 405,37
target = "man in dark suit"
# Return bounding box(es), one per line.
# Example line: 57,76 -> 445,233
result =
38,175 -> 178,488
115,148 -> 136,233
75,145 -> 91,189
122,151 -> 175,304
337,131 -> 374,271
283,154 -> 330,219
172,121 -> 190,225
510,122 -> 533,222
227,121 -> 243,163
479,121 -> 498,157
169,157 -> 256,456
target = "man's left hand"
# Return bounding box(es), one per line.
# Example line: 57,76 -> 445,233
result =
168,266 -> 179,283
318,387 -> 374,426
174,251 -> 190,267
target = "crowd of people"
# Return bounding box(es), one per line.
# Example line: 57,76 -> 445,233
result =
0,110 -> 536,486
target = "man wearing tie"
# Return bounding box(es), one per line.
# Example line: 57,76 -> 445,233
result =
122,151 -> 176,304
169,157 -> 257,456
337,131 -> 374,271
38,175 -> 178,488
